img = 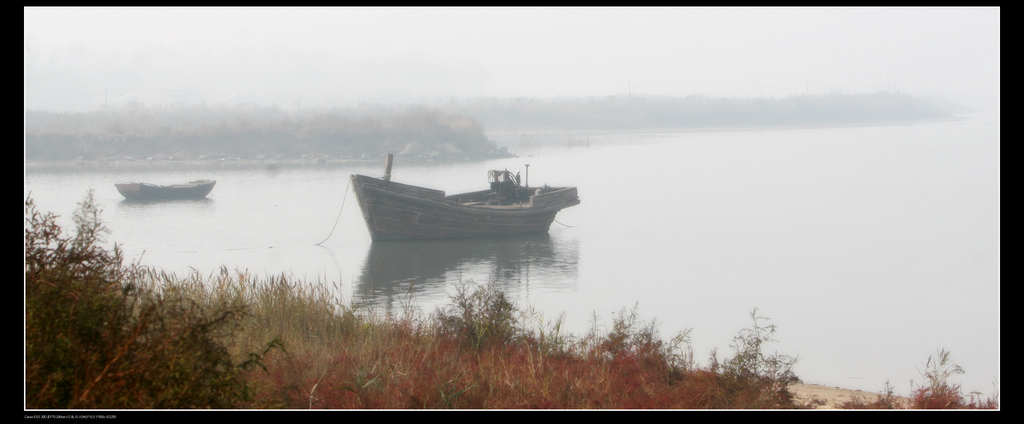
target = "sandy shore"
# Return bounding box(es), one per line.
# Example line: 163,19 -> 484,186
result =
789,383 -> 905,409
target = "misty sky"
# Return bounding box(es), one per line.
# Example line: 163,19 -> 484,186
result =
24,7 -> 1000,110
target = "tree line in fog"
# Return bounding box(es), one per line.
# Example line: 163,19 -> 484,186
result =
24,105 -> 509,162
24,92 -> 956,162
440,92 -> 956,131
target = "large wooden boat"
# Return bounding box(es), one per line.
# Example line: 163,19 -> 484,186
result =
351,155 -> 579,241
114,180 -> 216,200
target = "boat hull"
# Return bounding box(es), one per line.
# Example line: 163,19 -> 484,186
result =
115,180 -> 216,200
351,174 -> 578,241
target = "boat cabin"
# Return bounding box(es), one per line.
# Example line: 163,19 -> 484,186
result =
488,169 -> 527,202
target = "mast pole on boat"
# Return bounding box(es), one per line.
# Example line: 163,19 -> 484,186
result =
382,153 -> 394,181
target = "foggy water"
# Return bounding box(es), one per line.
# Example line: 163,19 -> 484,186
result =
24,108 -> 999,397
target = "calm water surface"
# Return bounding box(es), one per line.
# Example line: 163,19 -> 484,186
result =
25,108 -> 999,396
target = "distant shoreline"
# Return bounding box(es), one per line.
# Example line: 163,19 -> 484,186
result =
485,114 -> 966,138
25,114 -> 967,175
24,157 -> 399,174
26,93 -> 964,165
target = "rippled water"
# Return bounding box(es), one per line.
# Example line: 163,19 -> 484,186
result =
25,108 -> 999,396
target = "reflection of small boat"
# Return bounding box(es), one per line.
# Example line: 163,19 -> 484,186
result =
114,180 -> 216,200
351,155 -> 579,241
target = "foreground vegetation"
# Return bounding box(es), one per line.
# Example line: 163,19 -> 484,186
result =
25,193 -> 997,409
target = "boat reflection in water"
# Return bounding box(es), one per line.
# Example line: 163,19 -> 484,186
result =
355,233 -> 579,311
117,197 -> 214,206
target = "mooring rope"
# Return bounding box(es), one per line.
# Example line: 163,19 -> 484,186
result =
553,218 -> 573,228
315,179 -> 351,245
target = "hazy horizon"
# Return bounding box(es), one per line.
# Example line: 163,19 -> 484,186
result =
24,7 -> 1000,111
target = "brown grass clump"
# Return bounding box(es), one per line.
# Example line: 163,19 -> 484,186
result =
839,350 -> 999,409
908,349 -> 998,409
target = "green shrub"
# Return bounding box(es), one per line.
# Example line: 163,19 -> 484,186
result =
432,282 -> 522,350
706,308 -> 800,408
